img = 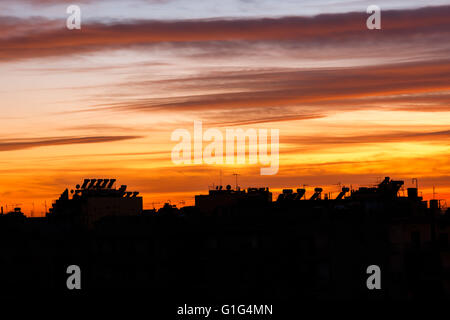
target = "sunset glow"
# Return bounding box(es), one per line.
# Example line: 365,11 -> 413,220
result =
0,0 -> 449,215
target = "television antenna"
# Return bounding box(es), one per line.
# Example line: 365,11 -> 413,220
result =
412,178 -> 418,189
232,173 -> 240,190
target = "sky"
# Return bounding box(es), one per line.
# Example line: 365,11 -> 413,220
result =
0,0 -> 449,215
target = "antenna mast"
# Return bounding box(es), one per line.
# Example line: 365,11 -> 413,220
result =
412,178 -> 418,190
232,173 -> 240,190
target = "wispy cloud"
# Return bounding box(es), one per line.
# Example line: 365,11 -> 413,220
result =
283,130 -> 450,147
88,59 -> 450,117
0,135 -> 143,152
0,6 -> 449,61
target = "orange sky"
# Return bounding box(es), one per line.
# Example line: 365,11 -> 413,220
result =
0,3 -> 449,216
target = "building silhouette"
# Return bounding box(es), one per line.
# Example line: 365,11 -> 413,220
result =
0,177 -> 449,300
47,179 -> 142,227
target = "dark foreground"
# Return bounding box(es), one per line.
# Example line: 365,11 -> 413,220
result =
1,177 -> 449,300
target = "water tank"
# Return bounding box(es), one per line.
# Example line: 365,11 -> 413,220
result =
407,188 -> 418,199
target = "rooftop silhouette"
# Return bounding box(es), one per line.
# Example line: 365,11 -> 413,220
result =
0,176 -> 449,299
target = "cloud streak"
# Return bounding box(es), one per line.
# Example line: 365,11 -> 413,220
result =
89,59 -> 450,116
0,6 -> 449,61
0,135 -> 143,152
283,130 -> 450,147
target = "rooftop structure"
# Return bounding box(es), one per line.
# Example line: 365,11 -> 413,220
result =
195,184 -> 272,215
47,178 -> 143,226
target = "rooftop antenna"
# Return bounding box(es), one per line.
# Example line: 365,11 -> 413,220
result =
433,186 -> 436,199
232,173 -> 240,190
412,178 -> 418,190
220,170 -> 223,187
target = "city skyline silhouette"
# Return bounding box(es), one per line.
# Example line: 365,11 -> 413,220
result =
0,0 -> 449,302
1,175 -> 449,299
